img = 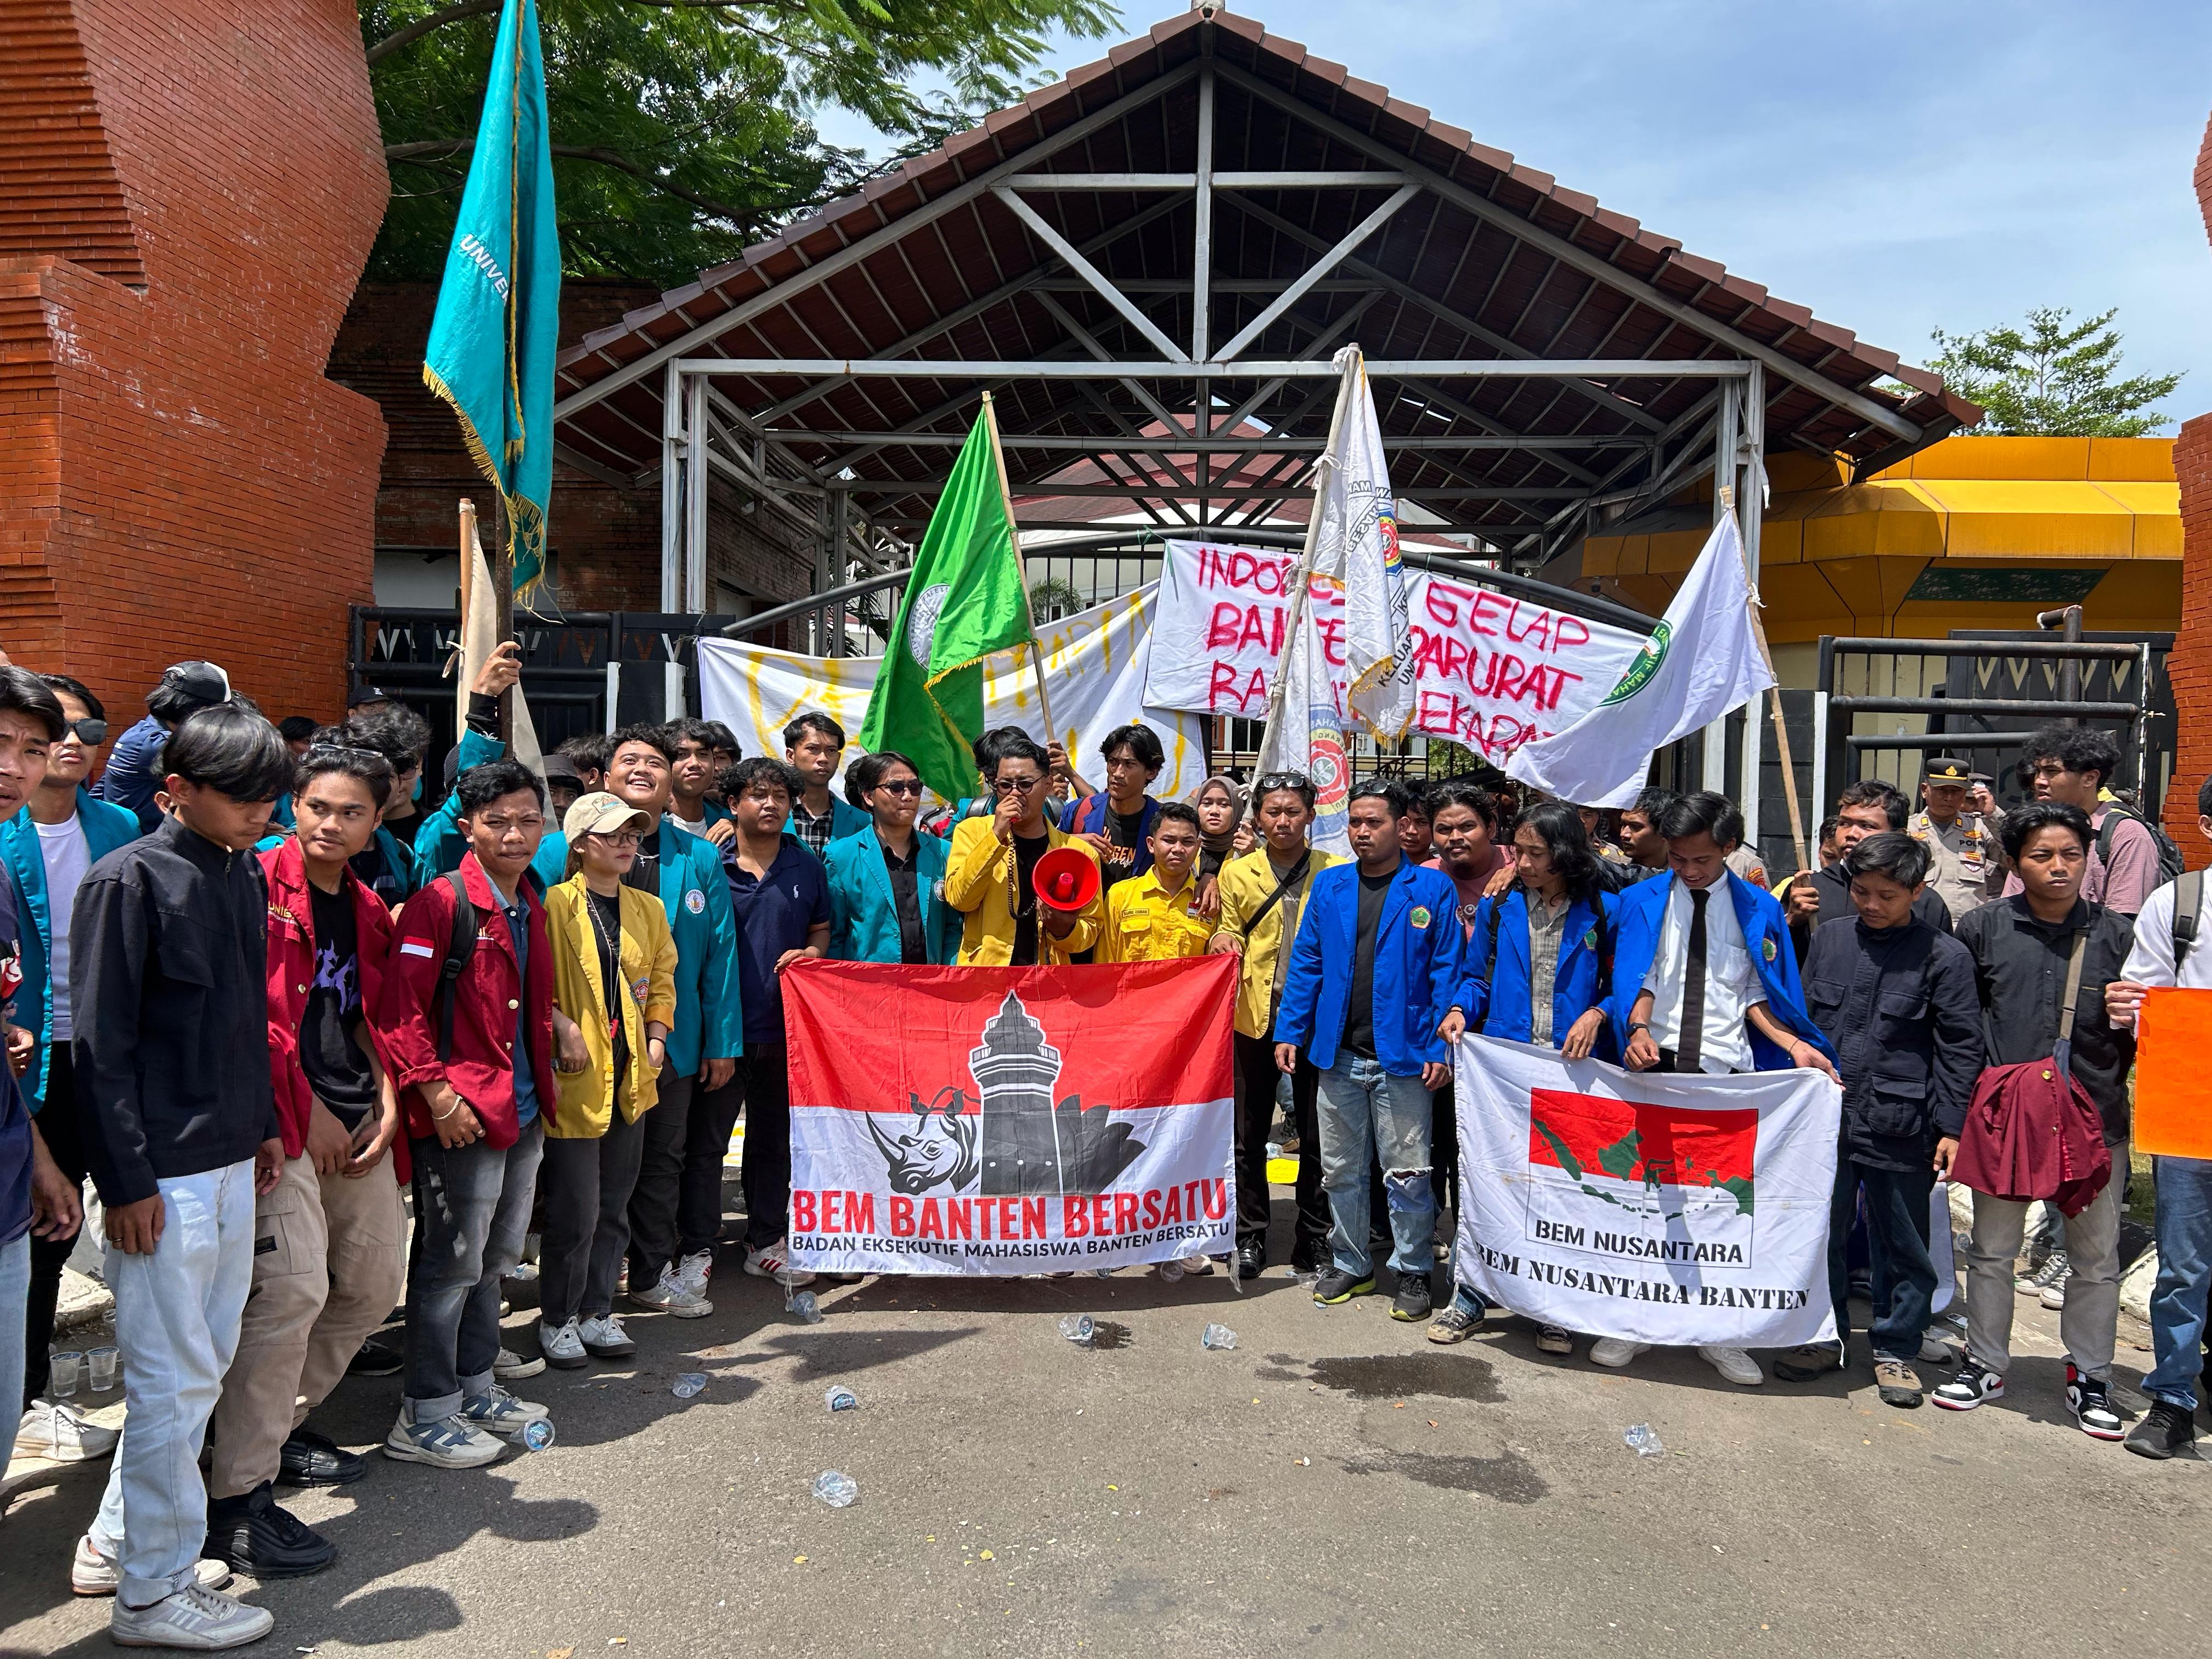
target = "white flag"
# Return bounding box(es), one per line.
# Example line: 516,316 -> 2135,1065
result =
460,512 -> 543,777
1327,349 -> 1416,743
1254,573 -> 1352,857
1506,513 -> 1770,808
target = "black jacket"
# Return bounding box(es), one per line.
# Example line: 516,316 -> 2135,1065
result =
71,814 -> 278,1205
1802,915 -> 1983,1169
1790,861 -> 1951,965
1950,895 -> 2136,1144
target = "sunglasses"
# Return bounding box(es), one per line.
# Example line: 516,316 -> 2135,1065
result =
1255,771 -> 1311,794
997,774 -> 1047,793
873,778 -> 924,798
66,718 -> 108,746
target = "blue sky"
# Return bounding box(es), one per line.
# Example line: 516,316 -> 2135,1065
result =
821,1 -> 2212,427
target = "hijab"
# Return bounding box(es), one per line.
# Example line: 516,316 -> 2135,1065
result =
1186,775 -> 1249,879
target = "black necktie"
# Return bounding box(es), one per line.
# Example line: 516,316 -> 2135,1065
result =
1678,887 -> 1708,1074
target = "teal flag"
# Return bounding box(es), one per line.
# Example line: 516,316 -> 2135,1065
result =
423,0 -> 561,595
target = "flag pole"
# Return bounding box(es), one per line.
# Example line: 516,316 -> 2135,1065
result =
491,492 -> 515,744
1254,349 -> 1359,768
1722,483 -> 1809,873
983,391 -> 1059,746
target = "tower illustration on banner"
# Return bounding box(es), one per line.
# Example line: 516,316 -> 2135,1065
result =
969,992 -> 1143,1197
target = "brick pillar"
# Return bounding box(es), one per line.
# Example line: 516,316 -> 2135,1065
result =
2165,109 -> 2212,857
0,1 -> 387,723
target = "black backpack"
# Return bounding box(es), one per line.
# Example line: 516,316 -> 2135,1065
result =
2172,868 -> 2204,969
2097,803 -> 2186,890
432,869 -> 479,1061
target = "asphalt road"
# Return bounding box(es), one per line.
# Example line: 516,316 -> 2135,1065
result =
3,1230 -> 2205,1658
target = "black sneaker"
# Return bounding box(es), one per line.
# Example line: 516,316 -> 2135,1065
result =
205,1482 -> 337,1578
1391,1273 -> 1433,1323
2125,1399 -> 2197,1460
1236,1245 -> 1265,1281
276,1428 -> 365,1488
1773,1341 -> 1848,1383
347,1335 -> 403,1378
2067,1365 -> 2125,1441
1312,1268 -> 1375,1305
1931,1358 -> 2005,1411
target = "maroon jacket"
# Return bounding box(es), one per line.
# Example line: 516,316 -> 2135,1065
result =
373,853 -> 556,1150
1952,1059 -> 2113,1218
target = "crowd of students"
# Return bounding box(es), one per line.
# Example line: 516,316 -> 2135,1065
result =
2,651 -> 2208,1650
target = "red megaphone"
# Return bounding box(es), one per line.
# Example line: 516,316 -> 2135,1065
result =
1031,845 -> 1100,913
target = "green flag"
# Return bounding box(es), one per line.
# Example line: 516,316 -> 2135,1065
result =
422,0 -> 561,596
860,407 -> 1032,799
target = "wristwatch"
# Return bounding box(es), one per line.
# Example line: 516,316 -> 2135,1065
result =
1627,1021 -> 1652,1036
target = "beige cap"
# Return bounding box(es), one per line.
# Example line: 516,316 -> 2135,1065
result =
563,791 -> 652,842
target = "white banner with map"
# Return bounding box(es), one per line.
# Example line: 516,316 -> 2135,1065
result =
1453,1036 -> 1842,1348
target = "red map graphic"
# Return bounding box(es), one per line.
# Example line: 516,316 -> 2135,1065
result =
1528,1088 -> 1757,1198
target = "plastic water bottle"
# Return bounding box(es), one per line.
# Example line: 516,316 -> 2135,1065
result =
1058,1313 -> 1096,1346
1159,1260 -> 1186,1283
1623,1424 -> 1663,1459
514,1416 -> 556,1452
812,1470 -> 859,1508
788,1290 -> 822,1324
672,1373 -> 708,1399
825,1385 -> 858,1413
1200,1323 -> 1238,1351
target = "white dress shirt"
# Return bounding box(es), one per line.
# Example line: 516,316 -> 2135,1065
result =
2121,876 -> 2212,989
1642,876 -> 1757,1075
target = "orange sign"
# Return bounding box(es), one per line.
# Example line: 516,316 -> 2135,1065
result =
2134,988 -> 2212,1159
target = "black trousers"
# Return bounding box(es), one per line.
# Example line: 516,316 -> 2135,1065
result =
539,1107 -> 648,1325
626,1067 -> 693,1283
24,1048 -> 88,1410
736,1042 -> 793,1250
1232,1032 -> 1328,1263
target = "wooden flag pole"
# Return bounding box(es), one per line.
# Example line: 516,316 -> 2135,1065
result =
490,493 -> 515,744
1720,484 -> 1809,873
983,390 -> 1059,747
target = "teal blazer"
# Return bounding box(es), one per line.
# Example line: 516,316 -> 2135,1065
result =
532,817 -> 743,1068
784,792 -> 870,845
823,827 -> 961,965
411,726 -> 506,878
2,788 -> 140,1108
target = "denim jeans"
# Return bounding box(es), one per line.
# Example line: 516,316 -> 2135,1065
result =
1315,1054 -> 1434,1279
404,1121 -> 543,1421
2145,1155 -> 2212,1409
0,1231 -> 26,1435
87,1160 -> 256,1608
1830,1158 -> 1937,1361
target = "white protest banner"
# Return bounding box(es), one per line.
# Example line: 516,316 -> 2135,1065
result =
1147,539 -> 1647,766
783,958 -> 1237,1276
1453,1035 -> 1842,1348
698,585 -> 1209,798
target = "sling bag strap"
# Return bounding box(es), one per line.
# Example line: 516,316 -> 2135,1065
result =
435,868 -> 479,1063
2173,868 -> 2204,970
1256,851 -> 1315,1023
2051,926 -> 2089,1081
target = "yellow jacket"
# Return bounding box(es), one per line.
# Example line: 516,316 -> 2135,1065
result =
1099,868 -> 1212,962
545,876 -> 678,1137
1211,844 -> 1345,1039
945,816 -> 1102,964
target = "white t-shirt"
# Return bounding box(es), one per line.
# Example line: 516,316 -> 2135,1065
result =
2120,877 -> 2212,989
35,816 -> 91,1042
669,811 -> 707,839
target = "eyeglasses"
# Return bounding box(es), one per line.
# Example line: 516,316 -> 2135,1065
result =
306,743 -> 384,764
66,718 -> 108,746
590,830 -> 644,848
873,779 -> 924,797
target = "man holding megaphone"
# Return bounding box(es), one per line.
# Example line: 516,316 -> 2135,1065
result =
945,733 -> 1103,966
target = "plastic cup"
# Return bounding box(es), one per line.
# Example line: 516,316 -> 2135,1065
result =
47,1351 -> 83,1400
86,1346 -> 119,1392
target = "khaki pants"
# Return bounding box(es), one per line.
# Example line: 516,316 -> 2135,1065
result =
1961,1173 -> 2123,1383
208,1150 -> 407,1498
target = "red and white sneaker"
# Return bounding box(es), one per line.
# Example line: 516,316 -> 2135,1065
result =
744,1238 -> 815,1286
1931,1357 -> 2005,1410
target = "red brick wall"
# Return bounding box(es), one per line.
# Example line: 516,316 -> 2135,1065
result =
2165,108 -> 2212,857
0,0 -> 386,724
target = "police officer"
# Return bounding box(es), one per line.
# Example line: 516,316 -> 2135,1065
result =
1906,757 -> 2003,922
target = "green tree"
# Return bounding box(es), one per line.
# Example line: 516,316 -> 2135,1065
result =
362,0 -> 1118,284
1929,306 -> 2182,437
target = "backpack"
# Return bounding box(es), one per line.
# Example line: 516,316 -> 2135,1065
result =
2097,802 -> 2185,889
432,869 -> 479,1062
2172,868 -> 2204,970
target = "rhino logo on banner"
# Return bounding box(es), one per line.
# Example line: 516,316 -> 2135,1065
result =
966,990 -> 1144,1197
866,1085 -> 981,1195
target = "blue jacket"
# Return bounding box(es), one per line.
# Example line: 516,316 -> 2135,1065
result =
1274,858 -> 1463,1076
96,715 -> 169,832
1059,792 -> 1162,878
824,826 -> 962,966
1603,871 -> 1835,1070
532,817 -> 743,1069
1,789 -> 141,1108
784,792 -> 870,846
411,727 -> 507,878
1452,887 -> 1621,1062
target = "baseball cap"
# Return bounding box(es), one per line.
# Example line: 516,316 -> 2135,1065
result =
543,752 -> 584,787
563,791 -> 652,842
162,660 -> 232,707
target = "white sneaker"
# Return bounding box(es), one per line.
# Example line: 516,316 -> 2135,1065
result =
383,1409 -> 504,1469
674,1249 -> 714,1298
71,1536 -> 232,1598
494,1345 -> 547,1381
540,1317 -> 589,1369
744,1238 -> 815,1286
578,1313 -> 635,1358
110,1580 -> 273,1649
630,1267 -> 714,1317
1699,1345 -> 1765,1386
1589,1338 -> 1649,1368
18,1398 -> 120,1462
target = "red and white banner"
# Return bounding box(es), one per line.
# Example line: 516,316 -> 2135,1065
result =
1144,539 -> 1645,764
782,958 -> 1237,1276
1453,1036 -> 1842,1347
